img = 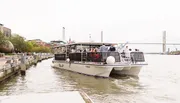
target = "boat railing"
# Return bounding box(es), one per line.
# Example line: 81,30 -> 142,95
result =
119,52 -> 145,64
130,52 -> 145,63
54,52 -> 120,62
119,54 -> 131,63
54,51 -> 145,64
54,53 -> 66,60
69,52 -> 120,62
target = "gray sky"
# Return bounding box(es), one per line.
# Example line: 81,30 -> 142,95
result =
1,0 -> 180,52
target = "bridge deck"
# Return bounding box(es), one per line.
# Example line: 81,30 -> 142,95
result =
118,43 -> 180,45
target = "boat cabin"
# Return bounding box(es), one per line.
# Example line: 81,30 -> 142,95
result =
54,42 -> 145,63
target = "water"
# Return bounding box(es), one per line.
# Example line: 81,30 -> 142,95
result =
0,55 -> 180,103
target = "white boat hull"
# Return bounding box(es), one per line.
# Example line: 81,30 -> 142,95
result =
52,61 -> 146,77
52,61 -> 113,77
111,65 -> 143,76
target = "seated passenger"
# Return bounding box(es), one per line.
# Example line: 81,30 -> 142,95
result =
95,47 -> 99,52
94,53 -> 100,61
90,48 -> 96,52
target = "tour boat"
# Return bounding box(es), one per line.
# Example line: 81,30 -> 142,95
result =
52,42 -> 147,77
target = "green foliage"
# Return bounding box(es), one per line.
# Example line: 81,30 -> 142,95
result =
0,31 -> 7,46
7,34 -> 51,53
31,46 -> 51,53
26,41 -> 33,52
8,34 -> 27,52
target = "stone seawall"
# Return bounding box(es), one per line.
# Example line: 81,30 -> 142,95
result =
0,53 -> 54,83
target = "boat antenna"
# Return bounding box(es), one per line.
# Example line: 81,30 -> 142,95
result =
62,27 -> 65,41
117,41 -> 129,52
89,34 -> 91,42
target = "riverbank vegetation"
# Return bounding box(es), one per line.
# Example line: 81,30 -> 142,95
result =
0,32 -> 51,53
168,51 -> 180,55
0,32 -> 7,46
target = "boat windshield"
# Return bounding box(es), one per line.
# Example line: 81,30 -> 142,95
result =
54,46 -> 66,54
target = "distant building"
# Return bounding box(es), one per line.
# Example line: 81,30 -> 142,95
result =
50,40 -> 66,47
68,38 -> 75,44
28,39 -> 46,46
0,23 -> 11,37
45,43 -> 51,47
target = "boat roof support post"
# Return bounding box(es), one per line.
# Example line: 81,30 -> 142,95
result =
66,46 -> 68,59
81,44 -> 83,62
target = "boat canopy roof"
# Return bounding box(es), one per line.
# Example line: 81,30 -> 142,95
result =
54,42 -> 117,48
68,42 -> 117,46
53,44 -> 66,48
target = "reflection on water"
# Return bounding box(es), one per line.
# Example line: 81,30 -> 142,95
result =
0,55 -> 180,103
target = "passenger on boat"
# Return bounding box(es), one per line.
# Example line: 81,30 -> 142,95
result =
135,49 -> 139,51
94,52 -> 100,61
95,47 -> 99,52
71,49 -> 75,53
121,50 -> 126,58
83,49 -> 87,53
124,46 -> 131,60
88,48 -> 100,62
109,44 -> 116,51
90,48 -> 96,52
76,49 -> 81,52
124,46 -> 128,52
100,44 -> 108,52
129,49 -> 135,63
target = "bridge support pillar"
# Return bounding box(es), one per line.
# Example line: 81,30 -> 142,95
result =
163,31 -> 166,54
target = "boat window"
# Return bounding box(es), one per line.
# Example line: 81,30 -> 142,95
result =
130,52 -> 145,62
76,45 -> 90,52
55,54 -> 66,60
69,52 -> 120,62
54,46 -> 66,54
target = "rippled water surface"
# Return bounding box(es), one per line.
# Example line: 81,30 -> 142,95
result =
0,55 -> 180,103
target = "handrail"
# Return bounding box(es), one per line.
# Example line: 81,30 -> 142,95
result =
54,51 -> 145,64
55,52 -> 121,62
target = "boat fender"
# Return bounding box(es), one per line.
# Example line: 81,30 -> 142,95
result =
66,58 -> 70,62
106,56 -> 115,64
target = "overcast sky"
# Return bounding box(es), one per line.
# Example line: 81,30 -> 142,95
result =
1,0 -> 180,52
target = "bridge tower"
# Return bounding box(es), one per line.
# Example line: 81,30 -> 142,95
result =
101,31 -> 103,42
62,27 -> 65,41
162,31 -> 166,54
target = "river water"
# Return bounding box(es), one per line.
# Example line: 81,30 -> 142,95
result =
0,55 -> 179,103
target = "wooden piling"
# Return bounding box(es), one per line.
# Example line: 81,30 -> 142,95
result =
0,53 -> 53,82
20,63 -> 26,76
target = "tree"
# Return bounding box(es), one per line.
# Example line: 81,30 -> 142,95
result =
25,41 -> 33,52
7,34 -> 52,53
9,34 -> 26,52
0,32 -> 7,46
31,46 -> 51,53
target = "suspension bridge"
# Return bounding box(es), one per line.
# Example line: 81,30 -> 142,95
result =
117,31 -> 180,54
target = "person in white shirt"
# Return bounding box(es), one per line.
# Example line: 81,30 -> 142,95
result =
124,46 -> 130,58
71,49 -> 75,53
